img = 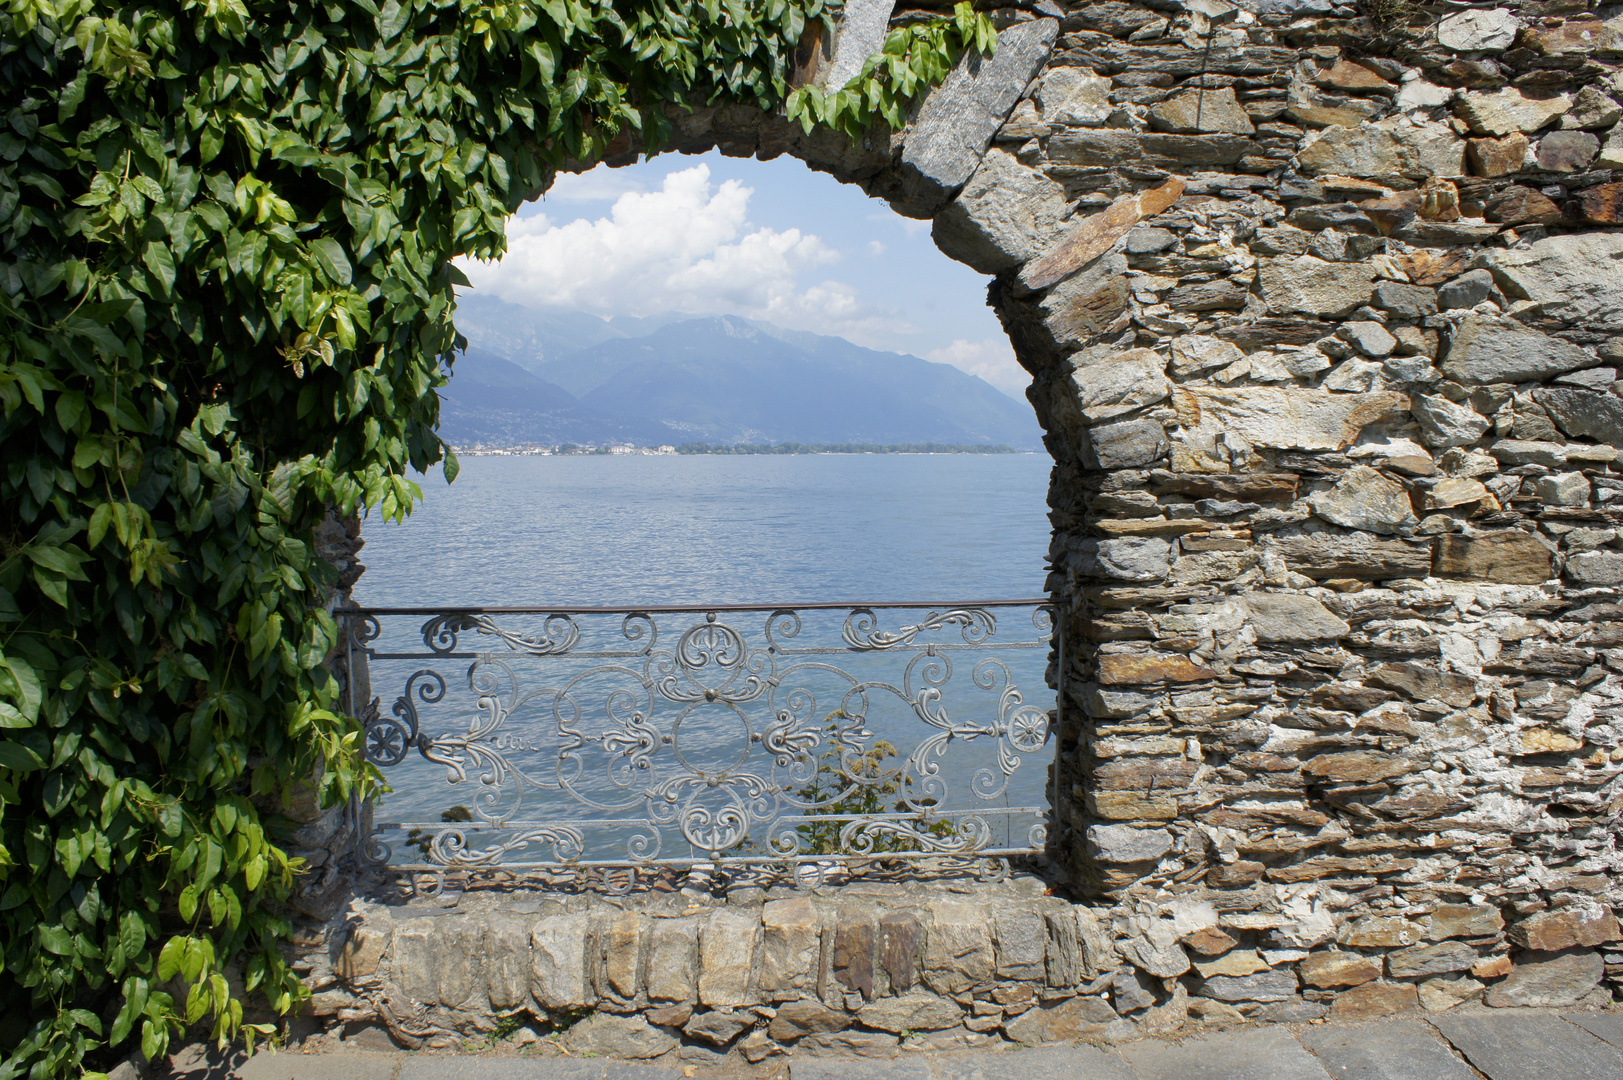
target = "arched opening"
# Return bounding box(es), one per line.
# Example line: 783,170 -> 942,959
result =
348,145 -> 1071,899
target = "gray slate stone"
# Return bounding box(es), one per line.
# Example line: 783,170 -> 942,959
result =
1491,233 -> 1623,327
1373,281 -> 1438,319
1149,87 -> 1255,134
1385,941 -> 1479,979
1309,465 -> 1419,534
1412,394 -> 1489,449
1438,270 -> 1498,311
1249,999 -> 1328,1022
1537,388 -> 1623,445
932,1045 -> 1135,1080
1196,970 -> 1300,1002
1343,321 -> 1398,358
1113,966 -> 1159,1012
398,1059 -> 610,1080
1430,1013 -> 1623,1080
1482,947 -> 1603,1007
1565,1012 -> 1623,1049
1243,593 -> 1350,642
1298,1019 -> 1477,1080
1067,345 -> 1169,426
793,1060 -> 927,1080
1437,9 -> 1520,51
1258,256 -> 1376,317
932,149 -> 1069,274
857,990 -> 962,1032
1119,1026 -> 1333,1080
1093,537 -> 1172,582
898,18 -> 1059,213
1567,551 -> 1623,586
1554,366 -> 1618,390
1087,824 -> 1174,863
1442,316 -> 1596,384
241,1051 -> 404,1080
822,0 -> 895,91
1537,130 -> 1600,171
1085,418 -> 1169,469
561,1014 -> 678,1059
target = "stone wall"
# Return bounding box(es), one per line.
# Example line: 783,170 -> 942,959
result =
956,0 -> 1623,1024
308,0 -> 1623,1055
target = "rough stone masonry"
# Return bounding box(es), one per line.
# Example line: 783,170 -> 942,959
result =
300,0 -> 1623,1061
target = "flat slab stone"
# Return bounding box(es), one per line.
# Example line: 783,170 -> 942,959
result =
1297,1020 -> 1476,1080
1118,1027 -> 1332,1080
931,1045 -> 1136,1080
1565,1012 -> 1623,1049
791,1059 -> 930,1080
1429,1013 -> 1623,1080
232,1051 -> 403,1080
397,1058 -> 661,1080
896,18 -> 1058,213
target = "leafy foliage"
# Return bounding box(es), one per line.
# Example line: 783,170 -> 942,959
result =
787,2 -> 994,141
0,0 -> 980,1075
790,711 -> 956,857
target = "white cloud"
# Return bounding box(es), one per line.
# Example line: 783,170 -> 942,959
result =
925,338 -> 1029,398
866,240 -> 886,258
460,164 -> 919,346
536,164 -> 649,203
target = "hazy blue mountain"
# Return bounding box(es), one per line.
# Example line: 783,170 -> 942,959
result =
452,295 -> 626,374
438,351 -> 673,447
437,305 -> 1041,449
567,316 -> 1037,447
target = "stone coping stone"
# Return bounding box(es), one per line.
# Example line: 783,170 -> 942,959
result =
1297,1020 -> 1476,1080
1117,1026 -> 1333,1080
374,871 -> 1056,919
1428,1012 -> 1623,1080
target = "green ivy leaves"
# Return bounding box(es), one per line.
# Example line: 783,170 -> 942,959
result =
0,0 -> 969,1076
787,2 -> 995,141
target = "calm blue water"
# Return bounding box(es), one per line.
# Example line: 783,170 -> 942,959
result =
356,454 -> 1053,606
353,454 -> 1056,866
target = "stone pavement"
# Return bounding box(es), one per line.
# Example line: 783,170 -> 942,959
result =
159,1007 -> 1623,1080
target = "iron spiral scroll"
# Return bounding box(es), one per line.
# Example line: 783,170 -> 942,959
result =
347,600 -> 1057,893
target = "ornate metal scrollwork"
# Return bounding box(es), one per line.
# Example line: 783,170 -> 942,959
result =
421,612 -> 581,656
347,601 -> 1055,891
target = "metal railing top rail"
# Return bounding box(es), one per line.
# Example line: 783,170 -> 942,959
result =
343,600 -> 1060,895
350,597 -> 1053,616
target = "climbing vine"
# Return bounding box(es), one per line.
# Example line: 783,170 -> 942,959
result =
787,2 -> 995,141
0,0 -> 991,1076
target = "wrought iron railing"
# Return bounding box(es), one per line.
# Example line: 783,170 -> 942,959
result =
342,600 -> 1058,893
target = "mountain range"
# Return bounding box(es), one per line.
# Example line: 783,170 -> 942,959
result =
437,295 -> 1041,450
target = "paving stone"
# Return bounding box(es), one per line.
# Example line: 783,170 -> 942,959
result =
1429,1012 -> 1623,1080
234,1051 -> 403,1080
1565,1012 -> 1623,1049
930,1045 -> 1136,1080
1297,1020 -> 1476,1080
398,1057 -> 611,1080
790,1059 -> 929,1080
1117,1026 -> 1333,1080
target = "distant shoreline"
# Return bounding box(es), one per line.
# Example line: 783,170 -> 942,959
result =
452,442 -> 1028,457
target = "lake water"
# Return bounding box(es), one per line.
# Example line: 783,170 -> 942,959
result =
356,453 -> 1054,607
353,453 -> 1057,870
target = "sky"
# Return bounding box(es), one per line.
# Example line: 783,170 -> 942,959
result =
453,150 -> 1027,398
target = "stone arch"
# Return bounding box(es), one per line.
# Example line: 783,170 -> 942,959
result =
515,0 -> 1623,936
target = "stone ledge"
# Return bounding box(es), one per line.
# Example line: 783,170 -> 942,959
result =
295,875 -> 1620,1061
